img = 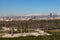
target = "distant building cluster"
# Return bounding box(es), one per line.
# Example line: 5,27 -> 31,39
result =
0,13 -> 60,21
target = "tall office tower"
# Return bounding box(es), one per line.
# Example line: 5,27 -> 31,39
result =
50,13 -> 52,17
55,13 -> 57,17
53,13 -> 57,18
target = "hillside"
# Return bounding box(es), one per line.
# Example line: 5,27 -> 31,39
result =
0,19 -> 60,30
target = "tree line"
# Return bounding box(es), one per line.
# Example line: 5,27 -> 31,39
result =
0,19 -> 60,30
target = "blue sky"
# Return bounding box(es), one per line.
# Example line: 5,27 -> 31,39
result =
0,0 -> 60,16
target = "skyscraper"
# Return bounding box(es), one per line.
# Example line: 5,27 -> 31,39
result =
53,13 -> 57,18
50,13 -> 52,17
